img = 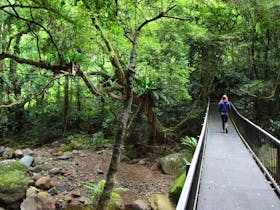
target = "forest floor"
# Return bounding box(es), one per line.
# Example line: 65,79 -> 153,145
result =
28,144 -> 177,208
72,149 -> 176,205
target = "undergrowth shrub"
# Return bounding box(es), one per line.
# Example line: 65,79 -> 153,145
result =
84,180 -> 124,210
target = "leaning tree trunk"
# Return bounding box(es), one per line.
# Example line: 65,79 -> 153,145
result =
96,32 -> 140,210
133,94 -> 167,144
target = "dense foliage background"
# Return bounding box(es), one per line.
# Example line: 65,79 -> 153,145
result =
0,0 -> 279,147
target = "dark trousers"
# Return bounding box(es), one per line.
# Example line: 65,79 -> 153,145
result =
221,114 -> 228,130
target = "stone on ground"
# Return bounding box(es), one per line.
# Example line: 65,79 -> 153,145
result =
35,176 -> 53,190
149,194 -> 175,210
19,155 -> 34,167
20,193 -> 56,210
131,199 -> 151,210
0,160 -> 28,203
160,153 -> 187,175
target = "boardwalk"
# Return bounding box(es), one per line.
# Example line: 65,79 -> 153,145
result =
197,104 -> 280,210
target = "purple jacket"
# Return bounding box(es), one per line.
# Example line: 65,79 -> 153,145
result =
219,100 -> 231,115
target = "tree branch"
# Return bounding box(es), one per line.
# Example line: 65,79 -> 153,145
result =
81,0 -> 126,85
88,71 -> 111,80
1,8 -> 61,57
0,4 -> 46,10
102,85 -> 124,94
0,74 -> 62,108
137,5 -> 176,31
0,52 -> 70,74
162,15 -> 193,21
76,69 -> 103,97
5,29 -> 30,52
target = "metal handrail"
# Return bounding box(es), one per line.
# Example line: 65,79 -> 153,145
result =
231,104 -> 280,194
176,102 -> 209,210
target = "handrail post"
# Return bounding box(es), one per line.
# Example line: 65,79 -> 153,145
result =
276,147 -> 280,183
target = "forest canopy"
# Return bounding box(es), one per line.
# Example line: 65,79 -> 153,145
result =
0,0 -> 279,141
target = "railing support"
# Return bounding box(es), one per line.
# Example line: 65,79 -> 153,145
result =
231,104 -> 280,193
176,102 -> 209,210
276,147 -> 280,188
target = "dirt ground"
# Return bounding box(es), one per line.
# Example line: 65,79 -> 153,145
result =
73,149 -> 176,205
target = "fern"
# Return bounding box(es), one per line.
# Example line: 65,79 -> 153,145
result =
84,180 -> 124,210
181,136 -> 197,152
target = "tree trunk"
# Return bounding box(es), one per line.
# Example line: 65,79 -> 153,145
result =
133,94 -> 167,144
10,34 -> 24,131
250,33 -> 258,79
96,32 -> 140,210
63,76 -> 70,136
75,78 -> 81,130
264,29 -> 270,75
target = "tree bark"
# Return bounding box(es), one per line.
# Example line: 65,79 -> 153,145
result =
133,94 -> 167,144
250,32 -> 258,79
75,78 -> 81,130
63,76 -> 70,136
96,31 -> 140,210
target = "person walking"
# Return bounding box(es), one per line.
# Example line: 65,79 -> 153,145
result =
218,95 -> 231,133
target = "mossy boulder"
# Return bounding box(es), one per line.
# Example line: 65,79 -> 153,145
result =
64,205 -> 93,210
169,171 -> 186,202
160,153 -> 190,175
0,160 -> 29,203
149,194 -> 175,210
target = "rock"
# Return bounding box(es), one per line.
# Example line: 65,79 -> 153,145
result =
35,176 -> 53,190
59,182 -> 69,192
30,166 -> 43,173
95,165 -> 104,174
64,194 -> 73,202
32,163 -> 54,172
139,160 -> 146,165
22,148 -> 35,156
71,190 -> 81,197
78,197 -> 89,205
2,148 -> 14,159
38,191 -> 49,197
53,151 -> 63,156
128,159 -> 139,164
68,199 -> 80,206
130,199 -> 151,210
160,153 -> 187,175
20,193 -> 56,210
148,194 -> 175,210
64,204 -> 92,210
26,186 -> 40,197
49,167 -> 63,175
28,179 -> 35,186
0,160 -> 28,203
71,150 -> 80,155
34,156 -> 46,165
79,152 -> 86,157
96,150 -> 104,155
13,149 -> 24,158
19,155 -> 34,167
30,172 -> 41,181
169,171 -> 186,202
57,152 -> 74,160
48,186 -> 58,196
